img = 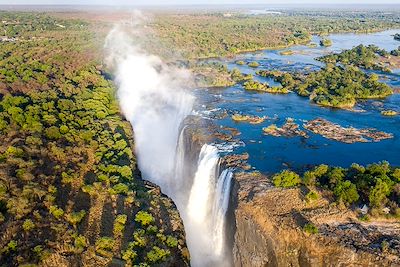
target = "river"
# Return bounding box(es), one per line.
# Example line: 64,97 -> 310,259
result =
194,29 -> 400,174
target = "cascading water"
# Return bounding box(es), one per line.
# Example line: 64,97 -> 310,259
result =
105,15 -> 233,267
186,144 -> 233,266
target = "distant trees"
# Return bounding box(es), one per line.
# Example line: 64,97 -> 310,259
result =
320,38 -> 332,47
257,65 -> 393,109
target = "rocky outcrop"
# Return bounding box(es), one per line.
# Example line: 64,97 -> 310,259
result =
232,172 -> 400,267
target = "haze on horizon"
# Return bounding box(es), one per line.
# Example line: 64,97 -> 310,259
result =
2,0 -> 400,5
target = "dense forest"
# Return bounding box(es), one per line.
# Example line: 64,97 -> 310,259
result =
152,12 -> 400,58
272,161 -> 400,219
257,64 -> 393,108
317,44 -> 400,72
0,12 -> 188,267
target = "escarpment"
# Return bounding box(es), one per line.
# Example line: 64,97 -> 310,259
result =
232,172 -> 400,267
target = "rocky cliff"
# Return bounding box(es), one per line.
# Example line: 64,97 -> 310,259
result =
232,172 -> 400,267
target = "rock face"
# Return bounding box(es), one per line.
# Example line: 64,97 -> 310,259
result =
232,172 -> 400,267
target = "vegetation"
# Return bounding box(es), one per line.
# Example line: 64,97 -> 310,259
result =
320,38 -> 332,47
0,12 -> 188,266
272,170 -> 302,188
248,61 -> 260,68
192,62 -> 251,87
303,223 -> 319,234
280,50 -> 294,55
317,44 -> 396,72
243,79 -> 289,94
381,110 -> 398,116
257,65 -> 393,108
152,12 -> 399,58
273,162 -> 400,218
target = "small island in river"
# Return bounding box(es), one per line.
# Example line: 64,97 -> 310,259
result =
304,118 -> 393,143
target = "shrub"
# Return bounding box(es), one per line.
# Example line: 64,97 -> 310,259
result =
272,170 -> 301,188
95,237 -> 114,252
45,126 -> 61,140
113,214 -> 127,237
66,210 -> 86,226
248,61 -> 260,68
22,219 -> 35,231
49,206 -> 64,219
135,211 -> 155,227
74,235 -> 87,251
146,246 -> 170,264
112,183 -> 129,195
166,236 -> 178,248
305,190 -> 319,203
369,178 -> 392,208
303,223 -> 318,234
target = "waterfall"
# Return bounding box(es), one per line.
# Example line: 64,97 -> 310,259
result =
105,20 -> 233,267
185,144 -> 233,267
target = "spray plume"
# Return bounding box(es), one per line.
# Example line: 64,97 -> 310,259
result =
104,11 -> 232,267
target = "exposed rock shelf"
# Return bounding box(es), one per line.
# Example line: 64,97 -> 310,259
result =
232,172 -> 400,267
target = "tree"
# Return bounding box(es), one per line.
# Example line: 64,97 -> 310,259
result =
273,170 -> 301,188
135,211 -> 155,227
369,178 -> 392,208
333,180 -> 359,205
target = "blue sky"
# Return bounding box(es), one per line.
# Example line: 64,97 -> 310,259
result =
2,0 -> 399,5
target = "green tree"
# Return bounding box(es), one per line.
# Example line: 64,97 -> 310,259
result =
273,170 -> 301,188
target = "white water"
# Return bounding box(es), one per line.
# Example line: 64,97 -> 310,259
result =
105,17 -> 232,267
185,144 -> 233,266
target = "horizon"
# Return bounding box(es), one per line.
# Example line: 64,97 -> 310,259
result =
2,0 -> 400,6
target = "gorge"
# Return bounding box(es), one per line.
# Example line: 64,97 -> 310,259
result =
106,22 -> 234,267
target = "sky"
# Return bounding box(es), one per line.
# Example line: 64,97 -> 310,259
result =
1,0 -> 400,5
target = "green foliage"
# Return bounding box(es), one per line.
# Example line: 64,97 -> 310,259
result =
114,214 -> 128,237
257,65 -> 393,108
320,38 -> 332,47
305,190 -> 319,203
248,61 -> 260,68
49,205 -> 64,220
2,240 -> 17,254
22,219 -> 35,231
45,126 -> 61,140
273,170 -> 301,188
66,210 -> 86,226
318,44 -> 393,72
369,178 -> 392,208
112,183 -> 129,195
165,235 -> 178,248
135,211 -> 155,227
74,235 -> 87,252
146,246 -> 170,264
95,237 -> 115,256
333,180 -> 360,205
303,223 -> 319,234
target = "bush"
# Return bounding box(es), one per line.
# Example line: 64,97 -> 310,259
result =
112,183 -> 129,195
135,211 -> 155,227
66,210 -> 86,226
146,246 -> 170,264
165,236 -> 178,248
305,190 -> 319,203
113,214 -> 127,237
22,219 -> 35,231
272,170 -> 301,188
49,206 -> 64,219
248,61 -> 260,68
45,126 -> 61,140
303,223 -> 318,234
